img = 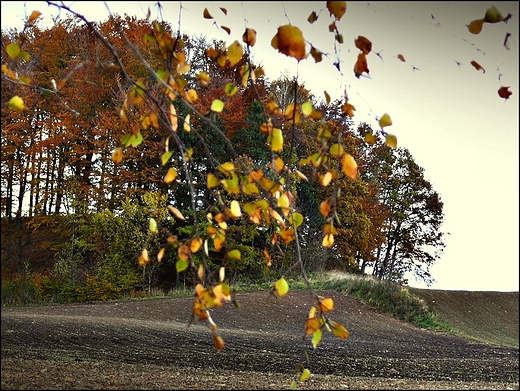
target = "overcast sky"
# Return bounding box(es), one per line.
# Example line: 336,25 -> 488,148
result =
2,1 -> 518,291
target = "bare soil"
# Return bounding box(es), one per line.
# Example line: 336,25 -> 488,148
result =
1,289 -> 519,390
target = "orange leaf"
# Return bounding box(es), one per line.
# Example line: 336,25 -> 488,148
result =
318,297 -> 334,312
341,153 -> 357,180
498,86 -> 512,100
271,25 -> 307,61
354,36 -> 372,55
319,200 -> 331,217
327,1 -> 347,20
470,60 -> 485,74
305,317 -> 321,335
242,28 -> 257,47
354,52 -> 369,78
203,8 -> 213,19
213,334 -> 225,351
466,19 -> 484,35
329,320 -> 349,339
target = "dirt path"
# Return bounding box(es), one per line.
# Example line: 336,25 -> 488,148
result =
2,290 -> 519,389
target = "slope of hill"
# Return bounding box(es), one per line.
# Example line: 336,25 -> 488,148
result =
411,288 -> 519,348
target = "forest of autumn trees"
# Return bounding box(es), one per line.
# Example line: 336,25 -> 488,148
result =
1,7 -> 447,301
1,3 -> 516,384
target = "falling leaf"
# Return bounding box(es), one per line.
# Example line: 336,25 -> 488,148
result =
27,10 -> 42,25
221,26 -> 231,35
327,1 -> 347,20
354,52 -> 369,78
498,86 -> 512,100
504,32 -> 511,50
341,102 -> 356,117
466,19 -> 485,35
397,54 -> 406,62
213,334 -> 225,351
301,368 -> 311,382
6,43 -> 21,59
470,60 -> 485,73
354,36 -> 372,55
378,113 -> 392,128
275,277 -> 289,297
308,11 -> 318,23
271,25 -> 307,61
157,247 -> 165,262
203,8 -> 213,19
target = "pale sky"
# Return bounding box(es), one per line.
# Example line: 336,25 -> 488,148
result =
2,2 -> 518,291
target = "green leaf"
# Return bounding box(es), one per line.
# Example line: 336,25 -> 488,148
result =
149,218 -> 158,233
211,99 -> 225,112
162,151 -> 174,166
130,133 -> 143,147
300,368 -> 311,382
176,259 -> 189,272
225,83 -> 238,97
6,43 -> 20,59
301,101 -> 313,116
312,328 -> 322,349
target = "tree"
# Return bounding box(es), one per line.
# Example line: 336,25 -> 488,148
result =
2,1 -> 511,387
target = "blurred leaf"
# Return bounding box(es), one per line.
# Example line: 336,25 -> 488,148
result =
242,28 -> 257,46
355,36 -> 372,55
168,205 -> 185,220
318,297 -> 334,312
157,247 -> 165,262
190,237 -> 203,254
327,1 -> 347,20
308,11 -> 318,23
229,200 -> 242,218
312,328 -> 322,349
207,173 -> 220,188
329,320 -> 350,339
162,151 -> 174,166
498,86 -> 512,100
228,249 -> 241,260
301,368 -> 311,381
211,99 -> 225,112
341,153 -> 357,180
8,95 -> 26,111
378,113 -> 392,128
6,43 -> 21,59
149,218 -> 158,233
470,60 -> 485,73
111,147 -> 123,164
213,334 -> 225,351
354,52 -> 369,78
484,5 -> 504,23
203,8 -> 213,19
227,40 -> 243,66
269,128 -> 284,152
397,54 -> 406,62
275,277 -> 289,297
466,19 -> 484,34
385,134 -> 398,149
271,25 -> 306,61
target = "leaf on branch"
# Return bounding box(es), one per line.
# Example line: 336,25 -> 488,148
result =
385,134 -> 398,149
318,296 -> 334,312
329,320 -> 349,339
168,205 -> 185,220
190,237 -> 203,254
149,218 -> 158,234
354,36 -> 372,55
378,113 -> 392,128
466,19 -> 484,35
269,128 -> 284,152
308,11 -> 318,24
312,328 -> 322,349
213,334 -> 225,351
211,99 -> 225,112
111,147 -> 123,164
354,52 -> 369,78
8,95 -> 26,111
227,40 -> 243,66
327,1 -> 347,20
242,28 -> 257,47
341,153 -> 358,180
271,25 -> 307,61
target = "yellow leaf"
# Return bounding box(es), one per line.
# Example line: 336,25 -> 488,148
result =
329,143 -> 345,157
229,200 -> 242,218
211,99 -> 225,113
263,249 -> 272,266
379,113 -> 392,128
269,128 -> 284,152
301,368 -> 311,382
8,96 -> 26,111
330,320 -> 349,339
190,237 -> 203,254
27,10 -> 42,25
302,101 -> 313,116
322,234 -> 334,247
149,218 -> 158,234
364,132 -> 376,144
164,167 -> 178,184
157,247 -> 165,262
271,25 -> 306,61
198,264 -> 204,282
227,40 -> 243,66
385,134 -> 398,149
275,277 -> 289,297
327,1 -> 347,20
184,114 -> 191,131
341,153 -> 357,180
169,104 -> 178,131
207,173 -> 220,188
319,171 -> 332,187
324,91 -> 331,105
219,267 -> 225,282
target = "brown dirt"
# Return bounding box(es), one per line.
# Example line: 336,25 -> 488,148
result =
1,289 -> 519,390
